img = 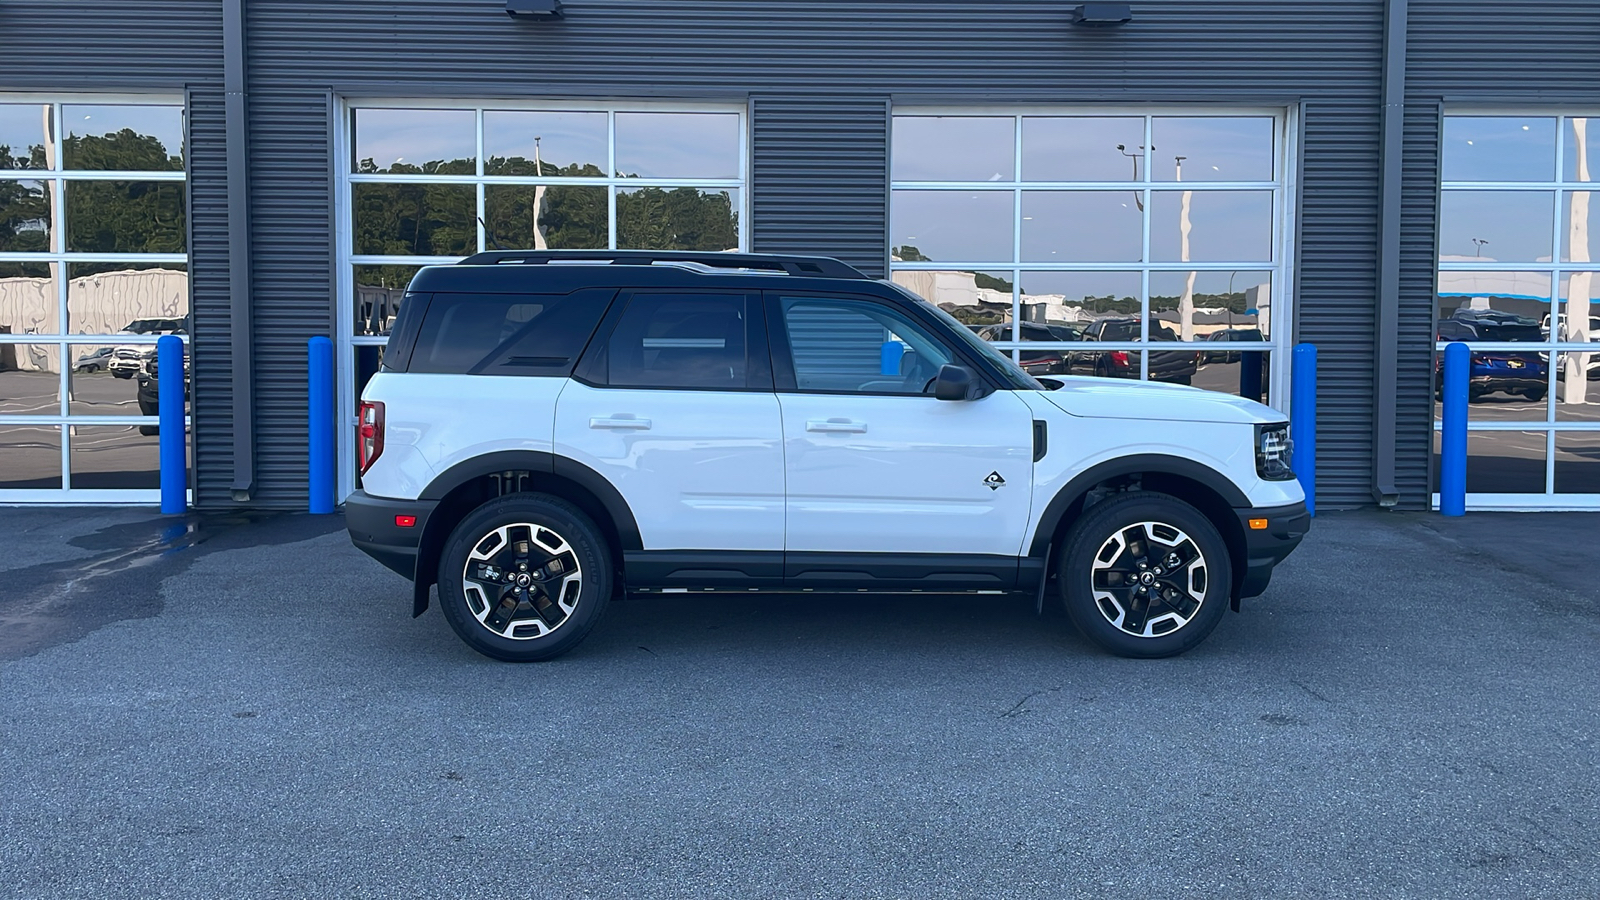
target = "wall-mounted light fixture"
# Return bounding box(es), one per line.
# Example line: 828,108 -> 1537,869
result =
506,0 -> 564,19
1072,3 -> 1132,27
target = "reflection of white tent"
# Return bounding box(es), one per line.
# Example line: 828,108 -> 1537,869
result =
1436,267 -> 1553,321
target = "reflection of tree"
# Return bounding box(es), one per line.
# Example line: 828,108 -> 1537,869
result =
486,184 -> 606,249
1152,290 -> 1252,313
617,187 -> 737,251
0,179 -> 49,257
66,129 -> 182,171
0,140 -> 46,170
353,181 -> 475,256
66,181 -> 184,254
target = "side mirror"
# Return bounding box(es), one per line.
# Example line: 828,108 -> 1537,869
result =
934,365 -> 989,401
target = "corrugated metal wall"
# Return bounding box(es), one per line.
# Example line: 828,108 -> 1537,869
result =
1402,1 -> 1600,504
232,0 -> 1389,509
186,86 -> 236,506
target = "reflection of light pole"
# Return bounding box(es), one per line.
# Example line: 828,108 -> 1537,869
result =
1176,155 -> 1196,341
1117,143 -> 1148,211
1565,118 -> 1592,404
532,136 -> 549,250
1472,237 -> 1488,258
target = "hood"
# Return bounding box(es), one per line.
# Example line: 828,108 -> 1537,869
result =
1037,376 -> 1286,425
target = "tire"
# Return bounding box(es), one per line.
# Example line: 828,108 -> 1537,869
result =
138,425 -> 158,436
1057,491 -> 1232,659
437,493 -> 612,662
1523,388 -> 1546,401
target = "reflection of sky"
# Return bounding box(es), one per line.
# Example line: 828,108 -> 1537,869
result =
1151,117 -> 1274,182
1020,191 -> 1141,261
0,104 -> 48,159
484,111 -> 607,170
1438,191 -> 1553,261
1021,117 -> 1145,182
892,117 -> 1014,181
1150,191 -> 1273,262
64,105 -> 184,160
1442,117 -> 1556,182
354,108 -> 475,170
614,113 -> 739,179
891,191 -> 1013,262
1020,270 -> 1140,302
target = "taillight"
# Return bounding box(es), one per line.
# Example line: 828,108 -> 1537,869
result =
358,400 -> 385,475
1110,351 -> 1129,367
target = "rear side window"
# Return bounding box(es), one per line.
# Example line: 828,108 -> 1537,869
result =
407,289 -> 614,376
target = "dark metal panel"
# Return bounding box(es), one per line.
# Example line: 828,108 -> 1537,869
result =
752,96 -> 889,278
197,0 -> 1391,508
187,86 -> 236,508
0,1 -> 222,88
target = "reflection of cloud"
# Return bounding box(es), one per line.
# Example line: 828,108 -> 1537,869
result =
614,113 -> 740,178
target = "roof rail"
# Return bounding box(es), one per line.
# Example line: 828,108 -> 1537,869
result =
455,249 -> 867,280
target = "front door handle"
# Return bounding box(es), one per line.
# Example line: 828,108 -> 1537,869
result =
590,416 -> 652,430
806,418 -> 867,434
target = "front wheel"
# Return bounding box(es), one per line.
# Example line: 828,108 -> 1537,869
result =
437,494 -> 612,662
1058,491 -> 1232,658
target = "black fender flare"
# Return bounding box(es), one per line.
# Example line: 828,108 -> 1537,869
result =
410,450 -> 642,616
1027,453 -> 1250,558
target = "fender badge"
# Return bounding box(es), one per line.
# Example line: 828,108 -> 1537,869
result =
983,472 -> 1006,491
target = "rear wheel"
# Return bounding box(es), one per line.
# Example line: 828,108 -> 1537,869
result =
437,494 -> 612,662
1058,491 -> 1232,658
1523,388 -> 1546,401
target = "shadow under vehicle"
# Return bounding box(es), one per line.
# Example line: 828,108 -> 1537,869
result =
1068,318 -> 1201,385
1435,314 -> 1547,401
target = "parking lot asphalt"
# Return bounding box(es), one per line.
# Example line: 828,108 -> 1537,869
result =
1,506 -> 1597,899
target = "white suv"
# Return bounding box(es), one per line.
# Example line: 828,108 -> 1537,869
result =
347,251 -> 1308,662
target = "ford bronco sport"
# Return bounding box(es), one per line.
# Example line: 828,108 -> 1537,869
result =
346,251 -> 1308,661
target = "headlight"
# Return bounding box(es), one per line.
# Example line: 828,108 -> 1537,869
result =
1256,423 -> 1295,481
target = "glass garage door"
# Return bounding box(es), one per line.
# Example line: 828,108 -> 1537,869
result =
1435,114 -> 1600,508
888,109 -> 1294,407
335,101 -> 747,498
0,98 -> 189,501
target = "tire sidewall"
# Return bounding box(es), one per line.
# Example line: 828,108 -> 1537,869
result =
1058,492 -> 1232,659
437,494 -> 612,662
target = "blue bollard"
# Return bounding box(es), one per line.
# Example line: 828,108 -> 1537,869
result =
308,336 -> 335,514
1291,344 -> 1317,517
1439,341 -> 1469,516
1239,350 -> 1263,403
157,334 -> 186,514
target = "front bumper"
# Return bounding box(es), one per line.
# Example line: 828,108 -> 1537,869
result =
345,490 -> 438,581
1234,501 -> 1310,599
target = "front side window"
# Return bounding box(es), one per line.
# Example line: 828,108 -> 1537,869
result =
607,293 -> 750,390
777,295 -> 955,395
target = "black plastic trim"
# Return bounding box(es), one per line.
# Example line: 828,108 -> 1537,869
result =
625,550 -> 784,587
417,450 -> 643,552
1033,420 -> 1048,462
785,552 -> 1020,591
1235,501 -> 1310,599
1027,455 -> 1252,557
345,490 -> 438,580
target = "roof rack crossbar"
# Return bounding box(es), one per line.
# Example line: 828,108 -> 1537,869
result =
455,249 -> 867,280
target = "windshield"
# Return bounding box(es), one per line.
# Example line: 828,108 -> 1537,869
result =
883,282 -> 1043,390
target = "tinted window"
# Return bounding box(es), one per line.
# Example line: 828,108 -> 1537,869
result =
779,295 -> 955,394
408,290 -> 611,376
607,293 -> 749,389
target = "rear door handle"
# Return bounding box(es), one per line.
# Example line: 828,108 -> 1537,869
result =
806,418 -> 867,434
590,416 -> 652,430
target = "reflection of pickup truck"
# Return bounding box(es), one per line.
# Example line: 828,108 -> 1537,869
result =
135,346 -> 189,436
1068,318 -> 1201,385
110,317 -> 188,378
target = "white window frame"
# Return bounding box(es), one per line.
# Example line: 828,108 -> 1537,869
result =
887,105 -> 1298,408
333,98 -> 751,500
1433,109 -> 1600,510
0,92 -> 189,505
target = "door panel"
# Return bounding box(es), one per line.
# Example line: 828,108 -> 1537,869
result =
555,381 -> 784,551
778,390 -> 1036,556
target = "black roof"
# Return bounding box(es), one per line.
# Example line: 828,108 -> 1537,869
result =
409,250 -> 872,295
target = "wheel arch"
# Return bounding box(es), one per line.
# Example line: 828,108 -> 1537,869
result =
1031,454 -> 1250,604
411,451 -> 640,616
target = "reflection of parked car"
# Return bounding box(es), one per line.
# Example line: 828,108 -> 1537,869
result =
1068,318 -> 1201,385
1201,328 -> 1265,364
110,316 -> 188,379
135,347 -> 189,436
977,322 -> 1073,375
71,347 -> 116,373
1436,317 -> 1547,401
1540,311 -> 1600,379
